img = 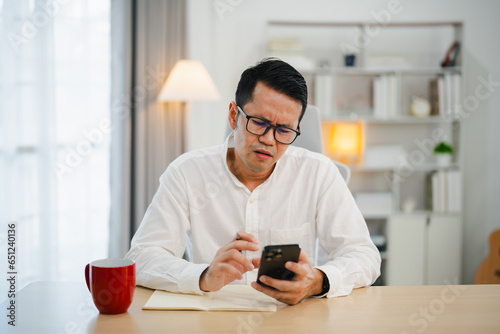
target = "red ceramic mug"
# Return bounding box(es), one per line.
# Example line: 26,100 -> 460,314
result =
85,258 -> 136,314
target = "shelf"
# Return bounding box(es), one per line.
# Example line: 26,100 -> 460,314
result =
398,67 -> 462,75
268,20 -> 463,28
363,212 -> 392,219
364,116 -> 459,124
391,210 -> 433,216
372,210 -> 461,217
305,67 -> 461,77
348,163 -> 460,173
272,20 -> 464,286
399,163 -> 460,171
324,115 -> 460,124
350,165 -> 395,172
305,68 -> 398,76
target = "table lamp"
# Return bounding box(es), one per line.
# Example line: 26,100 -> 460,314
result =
157,60 -> 220,102
157,60 -> 220,151
321,121 -> 364,165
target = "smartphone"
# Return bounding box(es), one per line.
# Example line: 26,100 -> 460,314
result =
257,244 -> 301,289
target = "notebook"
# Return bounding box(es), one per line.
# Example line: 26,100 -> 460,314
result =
143,284 -> 277,312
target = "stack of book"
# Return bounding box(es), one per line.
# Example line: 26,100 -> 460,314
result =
266,38 -> 315,71
427,170 -> 462,213
267,38 -> 304,55
355,192 -> 393,216
429,73 -> 462,118
373,75 -> 398,118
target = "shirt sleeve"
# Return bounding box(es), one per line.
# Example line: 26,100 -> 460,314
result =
314,160 -> 382,298
125,164 -> 209,295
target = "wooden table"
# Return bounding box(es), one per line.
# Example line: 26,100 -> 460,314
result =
1,281 -> 499,333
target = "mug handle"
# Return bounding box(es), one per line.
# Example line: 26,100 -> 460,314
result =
85,264 -> 91,292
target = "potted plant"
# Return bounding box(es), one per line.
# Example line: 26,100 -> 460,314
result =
433,141 -> 453,166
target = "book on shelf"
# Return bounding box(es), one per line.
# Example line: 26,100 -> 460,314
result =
429,73 -> 461,118
267,38 -> 304,54
447,170 -> 462,213
429,78 -> 440,115
452,73 -> 462,116
373,74 -> 397,118
314,74 -> 335,119
438,76 -> 445,116
427,169 -> 462,213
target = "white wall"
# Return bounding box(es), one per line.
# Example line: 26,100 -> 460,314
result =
187,0 -> 500,284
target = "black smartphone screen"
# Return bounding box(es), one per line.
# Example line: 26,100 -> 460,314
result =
257,244 -> 300,289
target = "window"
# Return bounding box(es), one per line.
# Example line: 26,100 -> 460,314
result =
0,0 -> 110,299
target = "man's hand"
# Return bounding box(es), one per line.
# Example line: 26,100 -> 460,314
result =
199,231 -> 259,292
251,251 -> 324,305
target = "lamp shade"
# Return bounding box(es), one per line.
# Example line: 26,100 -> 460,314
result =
157,60 -> 220,102
321,121 -> 364,164
328,122 -> 362,155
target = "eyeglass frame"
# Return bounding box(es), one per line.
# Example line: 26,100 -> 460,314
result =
236,105 -> 301,145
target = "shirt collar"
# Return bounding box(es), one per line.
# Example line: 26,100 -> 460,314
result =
222,131 -> 283,192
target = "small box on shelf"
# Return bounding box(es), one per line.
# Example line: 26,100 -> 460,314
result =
355,192 -> 393,217
363,145 -> 406,169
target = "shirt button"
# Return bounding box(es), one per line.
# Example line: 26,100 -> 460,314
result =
249,198 -> 254,204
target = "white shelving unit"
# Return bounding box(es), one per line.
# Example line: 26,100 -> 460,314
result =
266,21 -> 464,285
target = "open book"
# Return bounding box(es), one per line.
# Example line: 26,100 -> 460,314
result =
143,284 -> 277,312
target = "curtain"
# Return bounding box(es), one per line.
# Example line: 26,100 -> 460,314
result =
0,0 -> 111,294
109,0 -> 186,258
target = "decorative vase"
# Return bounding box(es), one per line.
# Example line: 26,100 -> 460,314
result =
344,54 -> 356,67
435,154 -> 452,167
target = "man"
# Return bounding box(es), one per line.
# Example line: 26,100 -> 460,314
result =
125,58 -> 380,305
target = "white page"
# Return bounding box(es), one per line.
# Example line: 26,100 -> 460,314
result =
209,285 -> 277,311
143,285 -> 277,312
143,290 -> 211,310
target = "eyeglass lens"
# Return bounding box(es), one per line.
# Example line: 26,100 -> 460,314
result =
247,118 -> 297,144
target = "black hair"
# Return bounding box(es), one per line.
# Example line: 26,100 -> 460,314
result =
235,58 -> 308,122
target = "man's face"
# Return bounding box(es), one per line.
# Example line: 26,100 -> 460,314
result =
228,82 -> 302,175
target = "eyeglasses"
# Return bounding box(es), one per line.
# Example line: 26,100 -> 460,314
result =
237,106 -> 301,145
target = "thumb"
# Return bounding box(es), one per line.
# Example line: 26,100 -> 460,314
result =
251,257 -> 261,269
298,250 -> 310,265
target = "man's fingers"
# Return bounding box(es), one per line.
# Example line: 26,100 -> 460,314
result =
258,275 -> 294,292
218,239 -> 259,254
251,281 -> 300,305
201,233 -> 260,292
213,262 -> 244,280
252,281 -> 280,297
218,249 -> 254,271
249,251 -> 319,305
297,250 -> 310,264
252,280 -> 285,297
233,230 -> 260,252
233,240 -> 260,252
283,250 -> 312,279
228,260 -> 245,274
228,257 -> 255,273
235,231 -> 259,243
285,261 -> 308,277
251,257 -> 261,269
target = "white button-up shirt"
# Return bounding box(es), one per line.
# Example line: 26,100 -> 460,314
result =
126,132 -> 381,297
